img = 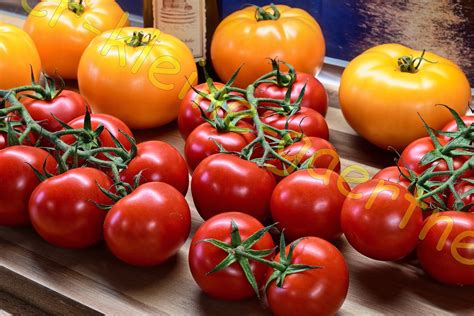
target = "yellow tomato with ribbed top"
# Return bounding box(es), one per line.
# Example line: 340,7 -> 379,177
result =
339,44 -> 471,150
78,27 -> 197,129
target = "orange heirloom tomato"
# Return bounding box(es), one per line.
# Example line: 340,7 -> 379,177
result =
23,0 -> 129,79
211,4 -> 325,88
78,27 -> 197,129
0,23 -> 41,90
339,44 -> 471,151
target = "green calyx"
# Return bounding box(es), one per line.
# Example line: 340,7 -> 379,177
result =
397,49 -> 436,73
68,0 -> 85,16
202,221 -> 317,298
125,31 -> 156,47
254,3 -> 281,21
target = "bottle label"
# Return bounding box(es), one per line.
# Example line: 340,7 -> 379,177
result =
153,0 -> 206,60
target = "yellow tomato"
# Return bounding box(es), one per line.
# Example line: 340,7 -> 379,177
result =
211,4 -> 325,88
78,27 -> 198,129
339,44 -> 471,150
23,0 -> 129,79
0,23 -> 41,90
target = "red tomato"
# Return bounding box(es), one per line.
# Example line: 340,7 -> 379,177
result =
62,113 -> 134,160
120,141 -> 189,195
267,136 -> 341,179
29,168 -> 112,248
184,121 -> 255,170
372,166 -> 412,188
0,146 -> 56,226
191,154 -> 276,221
261,107 -> 329,140
0,119 -> 36,149
189,212 -> 275,300
178,82 -> 248,139
398,137 -> 466,180
255,72 -> 328,116
417,211 -> 474,285
266,237 -> 349,316
447,181 -> 474,212
440,115 -> 474,142
22,90 -> 88,132
104,182 -> 191,266
271,169 -> 350,241
341,179 -> 424,261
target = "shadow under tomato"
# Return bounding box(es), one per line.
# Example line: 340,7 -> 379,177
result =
196,291 -> 270,316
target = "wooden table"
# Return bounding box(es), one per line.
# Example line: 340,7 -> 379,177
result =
1,13 -> 474,316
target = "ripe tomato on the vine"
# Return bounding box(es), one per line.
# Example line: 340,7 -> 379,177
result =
266,237 -> 349,316
440,115 -> 474,142
271,169 -> 350,241
447,181 -> 474,212
341,179 -> 424,261
29,168 -> 112,248
184,121 -> 255,171
23,90 -> 88,132
372,166 -> 412,188
267,136 -> 341,179
261,107 -> 329,140
178,82 -> 248,139
104,182 -> 191,266
120,141 -> 189,195
191,154 -> 276,221
417,211 -> 474,285
62,113 -> 134,160
398,136 -> 466,180
189,212 -> 274,300
255,72 -> 328,116
0,146 -> 56,226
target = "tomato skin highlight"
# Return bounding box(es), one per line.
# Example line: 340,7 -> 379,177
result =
120,141 -> 189,196
189,212 -> 274,300
211,5 -> 325,88
0,146 -> 56,226
266,237 -> 349,316
29,168 -> 112,248
104,182 -> 191,266
255,72 -> 328,116
271,169 -> 350,241
417,211 -> 474,285
261,107 -> 329,140
191,154 -> 276,221
22,90 -> 88,132
339,44 -> 471,150
184,121 -> 255,171
341,179 -> 424,261
0,23 -> 41,90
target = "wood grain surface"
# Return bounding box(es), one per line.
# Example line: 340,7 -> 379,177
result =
1,13 -> 474,316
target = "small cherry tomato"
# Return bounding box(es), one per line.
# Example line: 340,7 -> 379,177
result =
23,90 -> 88,132
178,82 -> 248,139
261,107 -> 329,140
267,136 -> 341,180
191,154 -> 276,221
341,179 -> 424,261
0,146 -> 56,226
104,182 -> 191,266
271,169 -> 350,241
440,115 -> 474,142
189,212 -> 275,300
266,237 -> 349,316
120,141 -> 189,195
447,181 -> 474,212
372,166 -> 412,188
255,72 -> 328,116
417,211 -> 474,285
29,167 -> 112,248
184,121 -> 255,170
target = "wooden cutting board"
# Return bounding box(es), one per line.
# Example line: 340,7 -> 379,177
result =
1,14 -> 473,316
